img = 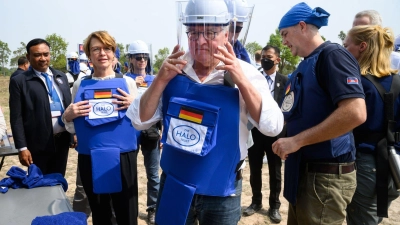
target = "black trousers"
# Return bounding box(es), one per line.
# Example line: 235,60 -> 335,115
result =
31,131 -> 70,176
248,128 -> 282,209
79,150 -> 138,225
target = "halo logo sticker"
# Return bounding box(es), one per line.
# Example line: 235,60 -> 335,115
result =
172,125 -> 200,147
93,102 -> 114,116
281,91 -> 294,112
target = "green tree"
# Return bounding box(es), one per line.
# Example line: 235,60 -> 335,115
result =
338,30 -> 347,42
267,29 -> 301,75
45,33 -> 68,72
0,40 -> 11,76
244,41 -> 263,60
153,47 -> 170,74
10,42 -> 27,67
321,35 -> 326,41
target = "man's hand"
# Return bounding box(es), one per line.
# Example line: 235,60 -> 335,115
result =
156,45 -> 187,84
18,150 -> 33,167
272,137 -> 301,160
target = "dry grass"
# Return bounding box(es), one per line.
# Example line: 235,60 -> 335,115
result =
1,75 -> 399,225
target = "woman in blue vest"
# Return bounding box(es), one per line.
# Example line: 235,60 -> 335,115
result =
62,30 -> 139,225
344,25 -> 400,225
126,40 -> 160,224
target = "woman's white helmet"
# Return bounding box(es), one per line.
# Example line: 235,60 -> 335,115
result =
128,40 -> 149,55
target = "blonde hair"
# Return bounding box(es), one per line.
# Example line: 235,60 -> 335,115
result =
83,31 -> 117,58
347,25 -> 398,77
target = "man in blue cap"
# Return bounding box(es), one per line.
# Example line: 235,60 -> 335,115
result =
272,2 -> 367,224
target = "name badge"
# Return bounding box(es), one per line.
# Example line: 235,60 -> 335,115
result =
50,102 -> 62,118
88,98 -> 118,119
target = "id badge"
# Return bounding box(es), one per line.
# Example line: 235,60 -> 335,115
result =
50,102 -> 62,118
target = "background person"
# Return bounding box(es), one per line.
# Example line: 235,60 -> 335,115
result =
343,25 -> 400,225
10,56 -> 29,79
9,38 -> 72,176
243,45 -> 287,223
272,3 -> 366,224
126,40 -> 161,224
225,0 -> 253,63
352,10 -> 400,72
66,52 -> 87,88
62,30 -> 139,225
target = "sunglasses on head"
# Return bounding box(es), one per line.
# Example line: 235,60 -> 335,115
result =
229,26 -> 243,33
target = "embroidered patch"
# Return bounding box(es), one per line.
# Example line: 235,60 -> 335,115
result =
281,91 -> 294,112
347,77 -> 359,85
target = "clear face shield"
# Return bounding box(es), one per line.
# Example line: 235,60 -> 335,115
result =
176,0 -> 231,67
226,0 -> 254,46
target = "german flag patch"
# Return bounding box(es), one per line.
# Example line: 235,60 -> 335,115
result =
179,106 -> 203,124
94,89 -> 112,99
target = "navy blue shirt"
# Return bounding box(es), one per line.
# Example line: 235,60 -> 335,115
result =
313,41 -> 365,162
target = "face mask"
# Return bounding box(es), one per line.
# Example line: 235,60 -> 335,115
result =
261,58 -> 275,71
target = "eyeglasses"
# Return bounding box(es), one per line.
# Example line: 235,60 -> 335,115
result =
229,26 -> 243,33
186,30 -> 222,41
91,47 -> 113,55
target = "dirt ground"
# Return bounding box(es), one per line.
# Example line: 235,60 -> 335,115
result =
1,149 -> 400,225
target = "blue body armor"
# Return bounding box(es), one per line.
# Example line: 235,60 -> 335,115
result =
155,75 -> 240,225
73,78 -> 138,194
281,44 -> 355,204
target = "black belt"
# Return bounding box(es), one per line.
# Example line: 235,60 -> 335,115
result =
307,162 -> 355,175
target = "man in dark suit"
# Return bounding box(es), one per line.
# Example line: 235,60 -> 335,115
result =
243,45 -> 287,223
9,38 -> 71,176
10,56 -> 30,79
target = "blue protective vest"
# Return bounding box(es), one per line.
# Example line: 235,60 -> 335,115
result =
281,43 -> 355,204
73,78 -> 138,194
125,73 -> 155,88
155,75 -> 240,225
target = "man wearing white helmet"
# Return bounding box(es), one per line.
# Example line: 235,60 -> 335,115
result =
225,0 -> 252,64
126,40 -> 161,224
127,0 -> 283,224
66,52 -> 88,88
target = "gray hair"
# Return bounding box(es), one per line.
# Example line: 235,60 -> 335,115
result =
355,10 -> 382,26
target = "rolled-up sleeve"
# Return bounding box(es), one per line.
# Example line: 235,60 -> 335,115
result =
244,62 -> 284,137
126,96 -> 163,131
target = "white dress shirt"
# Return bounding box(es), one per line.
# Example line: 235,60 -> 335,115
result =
127,52 -> 284,160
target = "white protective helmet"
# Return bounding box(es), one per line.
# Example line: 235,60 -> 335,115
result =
182,0 -> 231,26
66,51 -> 78,59
225,0 -> 250,22
79,53 -> 88,62
128,40 -> 150,55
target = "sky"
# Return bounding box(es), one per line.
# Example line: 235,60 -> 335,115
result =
0,0 -> 399,67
